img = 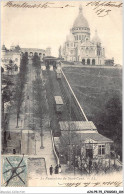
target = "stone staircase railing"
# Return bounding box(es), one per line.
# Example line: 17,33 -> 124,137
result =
50,129 -> 60,165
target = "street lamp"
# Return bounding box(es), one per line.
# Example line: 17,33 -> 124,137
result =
40,124 -> 44,149
67,143 -> 71,167
73,144 -> 78,176
34,135 -> 37,155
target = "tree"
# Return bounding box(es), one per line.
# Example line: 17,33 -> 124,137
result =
32,53 -> 41,76
7,60 -> 14,74
1,66 -> 4,73
97,93 -> 122,160
32,53 -> 46,148
13,53 -> 28,127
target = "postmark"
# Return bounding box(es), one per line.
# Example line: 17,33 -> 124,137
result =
2,155 -> 27,187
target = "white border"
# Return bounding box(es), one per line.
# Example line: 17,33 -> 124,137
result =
0,0 -> 124,193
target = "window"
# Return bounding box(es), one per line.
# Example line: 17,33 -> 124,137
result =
77,35 -> 78,40
98,145 -> 105,155
79,35 -> 81,40
15,58 -> 18,62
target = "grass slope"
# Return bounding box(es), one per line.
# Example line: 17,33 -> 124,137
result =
63,66 -> 122,158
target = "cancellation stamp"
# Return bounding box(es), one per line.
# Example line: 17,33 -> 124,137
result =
2,155 -> 27,187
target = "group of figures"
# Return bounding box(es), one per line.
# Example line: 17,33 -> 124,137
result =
49,164 -> 61,175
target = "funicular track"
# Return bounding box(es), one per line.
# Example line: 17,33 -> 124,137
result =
46,67 -> 87,136
58,78 -> 78,121
58,74 -> 86,121
46,69 -> 60,136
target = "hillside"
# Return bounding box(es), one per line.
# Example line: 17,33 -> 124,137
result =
63,66 -> 122,159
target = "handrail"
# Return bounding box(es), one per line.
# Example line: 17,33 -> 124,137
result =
116,159 -> 122,167
50,129 -> 60,165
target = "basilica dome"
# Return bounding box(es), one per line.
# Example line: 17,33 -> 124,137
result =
73,5 -> 89,29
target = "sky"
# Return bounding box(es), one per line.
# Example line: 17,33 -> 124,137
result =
1,1 -> 123,64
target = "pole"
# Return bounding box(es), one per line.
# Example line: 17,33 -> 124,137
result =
40,124 -> 44,149
80,140 -> 82,176
16,112 -> 19,128
114,144 -> 116,167
35,137 -> 37,155
74,146 -> 75,176
27,130 -> 29,154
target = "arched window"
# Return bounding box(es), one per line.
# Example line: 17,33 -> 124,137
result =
30,52 -> 33,56
92,59 -> 95,65
86,47 -> 88,54
82,59 -> 85,65
87,59 -> 90,65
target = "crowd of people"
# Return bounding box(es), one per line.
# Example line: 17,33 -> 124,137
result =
49,164 -> 61,175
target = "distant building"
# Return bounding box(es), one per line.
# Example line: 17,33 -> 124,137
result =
46,47 -> 51,56
1,44 -> 21,74
60,5 -> 113,66
21,48 -> 46,61
105,58 -> 114,66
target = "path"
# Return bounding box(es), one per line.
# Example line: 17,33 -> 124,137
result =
24,58 -> 57,176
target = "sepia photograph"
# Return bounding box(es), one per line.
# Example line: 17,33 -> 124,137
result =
1,0 -> 123,192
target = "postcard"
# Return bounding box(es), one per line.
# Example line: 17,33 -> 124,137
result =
1,1 -> 123,193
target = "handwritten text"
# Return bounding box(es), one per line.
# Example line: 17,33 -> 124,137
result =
86,1 -> 123,17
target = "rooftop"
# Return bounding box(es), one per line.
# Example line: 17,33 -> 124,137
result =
60,131 -> 113,144
21,48 -> 45,52
59,121 -> 97,131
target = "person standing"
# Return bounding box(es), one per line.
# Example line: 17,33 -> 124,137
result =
59,164 -> 61,173
49,165 -> 53,175
55,165 -> 59,174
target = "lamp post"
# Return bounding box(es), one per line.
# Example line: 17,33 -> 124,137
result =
73,144 -> 78,176
34,135 -> 37,155
67,143 -> 71,167
80,140 -> 83,176
40,124 -> 44,149
27,130 -> 29,155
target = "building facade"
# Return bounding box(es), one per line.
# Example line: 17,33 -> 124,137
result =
1,44 -> 21,74
21,48 -> 46,61
54,121 -> 113,167
1,45 -> 51,74
60,5 -> 105,65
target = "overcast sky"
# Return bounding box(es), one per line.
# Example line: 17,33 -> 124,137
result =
1,1 -> 123,64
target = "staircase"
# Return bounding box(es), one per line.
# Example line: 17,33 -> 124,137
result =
28,158 -> 47,181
